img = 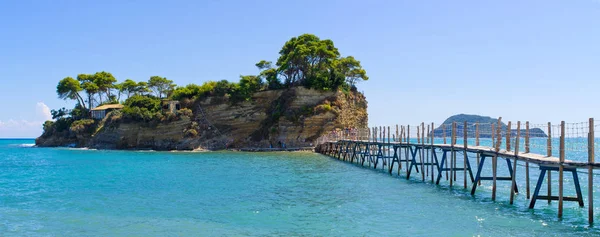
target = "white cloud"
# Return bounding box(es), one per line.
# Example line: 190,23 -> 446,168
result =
0,102 -> 53,138
36,102 -> 53,121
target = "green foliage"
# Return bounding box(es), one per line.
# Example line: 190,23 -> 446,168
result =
177,108 -> 194,118
43,121 -> 54,133
119,79 -> 138,99
57,77 -> 85,107
124,95 -> 161,112
230,75 -> 263,102
122,95 -> 162,121
93,71 -> 117,103
42,118 -> 74,137
184,128 -> 198,137
51,108 -> 68,120
254,33 -> 369,91
70,119 -> 96,134
148,76 -> 176,98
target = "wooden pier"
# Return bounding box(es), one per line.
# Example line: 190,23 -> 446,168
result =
315,118 -> 598,224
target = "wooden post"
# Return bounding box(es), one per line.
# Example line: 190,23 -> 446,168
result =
463,121 -> 468,189
558,121 -> 565,218
396,124 -> 399,142
476,123 -> 481,186
421,123 -> 426,181
453,122 -> 457,182
450,122 -> 456,185
431,122 -> 435,183
492,117 -> 502,201
547,122 -> 552,204
443,124 -> 447,144
427,124 -> 431,179
510,121 -> 520,204
492,124 -> 496,148
506,121 -> 512,151
526,121 -> 530,199
588,118 -> 595,224
417,126 -> 421,145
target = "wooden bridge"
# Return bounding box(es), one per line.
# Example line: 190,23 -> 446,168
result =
315,118 -> 598,224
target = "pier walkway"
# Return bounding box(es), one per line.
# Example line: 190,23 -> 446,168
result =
315,118 -> 598,224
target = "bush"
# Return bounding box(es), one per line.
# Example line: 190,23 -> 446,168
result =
70,119 -> 96,134
124,95 -> 161,112
43,121 -> 54,133
177,108 -> 193,118
185,128 -> 198,137
315,104 -> 332,114
122,95 -> 162,122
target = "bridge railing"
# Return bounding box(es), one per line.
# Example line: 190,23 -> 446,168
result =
316,118 -> 598,164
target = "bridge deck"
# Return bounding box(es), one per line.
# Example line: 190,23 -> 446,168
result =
333,140 -> 595,169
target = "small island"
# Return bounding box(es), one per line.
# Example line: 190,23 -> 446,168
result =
36,34 -> 369,150
432,114 -> 547,138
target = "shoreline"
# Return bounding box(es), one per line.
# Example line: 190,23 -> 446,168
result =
32,145 -> 316,153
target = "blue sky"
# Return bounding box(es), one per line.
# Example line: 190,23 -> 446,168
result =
1,0 -> 599,138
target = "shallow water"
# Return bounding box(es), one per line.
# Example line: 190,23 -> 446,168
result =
1,139 -> 599,236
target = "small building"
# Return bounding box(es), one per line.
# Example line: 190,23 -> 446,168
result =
90,104 -> 124,120
162,100 -> 181,114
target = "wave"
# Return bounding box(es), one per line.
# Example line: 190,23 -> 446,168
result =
8,143 -> 36,148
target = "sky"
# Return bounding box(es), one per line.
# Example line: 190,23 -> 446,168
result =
0,0 -> 599,138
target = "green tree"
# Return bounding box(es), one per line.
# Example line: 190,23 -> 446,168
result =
337,56 -> 368,86
77,74 -> 98,110
134,81 -> 151,95
56,77 -> 86,109
275,34 -> 340,87
120,79 -> 138,99
92,71 -> 117,104
148,76 -> 176,98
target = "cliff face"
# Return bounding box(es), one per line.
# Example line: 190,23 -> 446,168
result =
36,87 -> 368,150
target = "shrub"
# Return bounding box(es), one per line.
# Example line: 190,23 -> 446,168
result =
315,104 -> 332,114
177,108 -> 193,118
122,95 -> 162,122
70,119 -> 96,134
124,95 -> 161,112
185,128 -> 198,137
43,121 -> 54,133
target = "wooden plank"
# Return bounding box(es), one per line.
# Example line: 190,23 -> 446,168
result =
558,121 -> 565,218
510,121 -> 520,204
589,118 -> 595,224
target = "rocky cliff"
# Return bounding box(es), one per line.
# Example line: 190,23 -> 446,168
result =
36,87 -> 368,150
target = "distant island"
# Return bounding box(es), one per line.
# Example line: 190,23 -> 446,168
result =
36,34 -> 369,150
432,114 -> 547,138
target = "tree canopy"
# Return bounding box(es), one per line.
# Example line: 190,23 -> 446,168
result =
52,33 -> 369,121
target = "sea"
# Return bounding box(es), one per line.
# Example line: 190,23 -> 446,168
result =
1,138 -> 600,236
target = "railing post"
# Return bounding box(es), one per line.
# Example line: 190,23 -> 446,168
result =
507,121 -> 512,151
547,122 -> 552,203
463,121 -> 468,189
558,121 -> 565,218
431,122 -> 435,183
589,118 -> 595,224
492,117 -> 502,201
526,121 -> 530,199
510,121 -> 520,204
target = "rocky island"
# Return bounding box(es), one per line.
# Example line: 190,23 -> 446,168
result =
432,114 -> 547,137
36,34 -> 369,150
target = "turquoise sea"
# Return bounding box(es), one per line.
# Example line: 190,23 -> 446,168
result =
1,139 -> 600,236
